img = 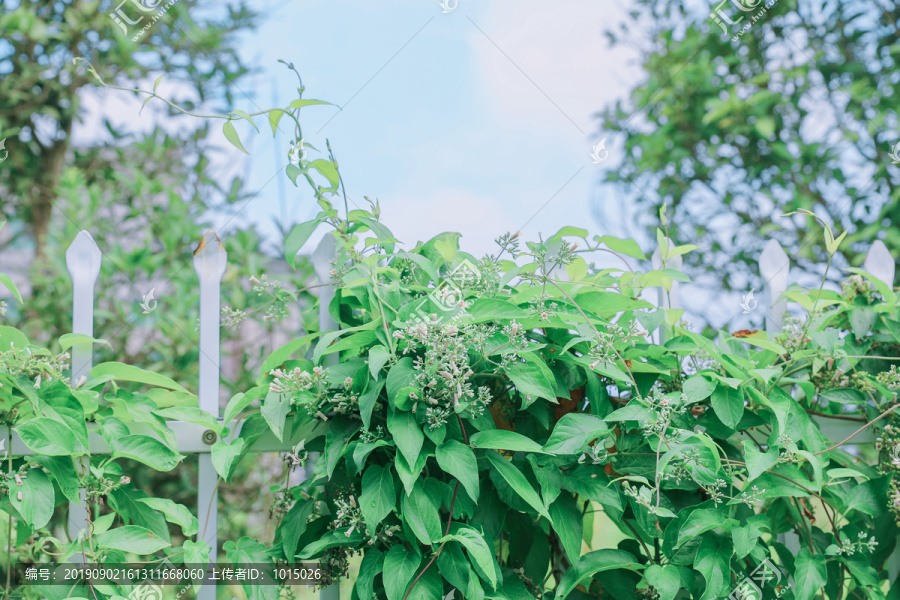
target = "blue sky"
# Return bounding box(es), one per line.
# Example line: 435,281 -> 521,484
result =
209,0 -> 642,257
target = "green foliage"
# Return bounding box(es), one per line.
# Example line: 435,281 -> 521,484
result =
598,0 -> 900,288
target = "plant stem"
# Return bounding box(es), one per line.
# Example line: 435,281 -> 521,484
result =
813,402 -> 900,455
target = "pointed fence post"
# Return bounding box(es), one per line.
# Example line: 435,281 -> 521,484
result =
310,234 -> 340,600
193,231 -> 227,600
650,237 -> 681,344
65,231 -> 101,555
760,239 -> 789,337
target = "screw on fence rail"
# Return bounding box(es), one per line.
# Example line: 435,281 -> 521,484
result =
650,237 -> 681,344
310,233 -> 341,600
65,231 -> 102,559
193,231 -> 227,600
759,239 -> 789,337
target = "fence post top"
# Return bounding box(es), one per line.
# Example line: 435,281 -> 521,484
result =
863,239 -> 895,287
193,230 -> 227,281
65,230 -> 102,282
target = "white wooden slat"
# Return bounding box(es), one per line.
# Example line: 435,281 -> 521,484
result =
863,239 -> 895,288
759,239 -> 789,336
311,234 -> 341,600
650,237 -> 681,344
193,231 -> 227,600
64,230 -> 101,557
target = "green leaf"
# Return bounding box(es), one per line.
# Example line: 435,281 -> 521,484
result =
387,408 -> 424,467
285,218 -> 323,270
359,464 -> 395,530
486,451 -> 550,520
16,418 -> 77,456
470,429 -> 547,454
368,345 -> 391,378
742,440 -> 779,482
222,120 -> 249,154
711,385 -> 744,429
555,549 -> 643,599
9,469 -> 54,530
506,361 -> 556,405
356,549 -> 384,600
383,545 -> 421,600
794,548 -> 827,600
289,98 -> 331,109
694,537 -> 732,600
260,389 -> 291,442
136,498 -> 198,536
597,235 -> 647,259
403,480 -> 442,544
32,455 -> 80,504
224,537 -> 278,600
386,357 -> 418,409
549,494 -> 582,563
683,375 -> 716,403
268,109 -> 285,135
677,509 -> 728,548
280,500 -> 313,560
0,272 -> 23,303
435,440 -> 480,502
58,333 -> 110,351
153,406 -> 222,435
323,416 -> 361,478
90,362 -> 192,394
441,524 -> 498,589
643,564 -> 681,600
111,435 -> 185,471
211,437 -> 245,481
543,413 -> 609,454
573,291 -> 654,317
359,379 -> 385,431
96,525 -> 171,554
819,388 -> 866,405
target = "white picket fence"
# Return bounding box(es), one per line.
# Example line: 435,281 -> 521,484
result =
2,229 -> 897,597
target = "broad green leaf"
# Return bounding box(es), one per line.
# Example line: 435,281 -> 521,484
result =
32,455 -> 80,504
211,437 -> 245,481
285,218 -> 323,269
153,406 -> 223,435
368,345 -> 391,378
96,525 -> 171,554
112,435 -> 185,471
742,441 -> 779,482
280,500 -> 313,560
16,418 -> 77,456
58,333 -> 110,351
386,357 -> 418,409
359,379 -> 385,430
555,549 -> 643,599
677,509 -> 729,548
224,537 -> 278,600
383,545 -> 421,600
543,413 -> 609,455
643,564 -> 681,600
136,498 -> 198,536
356,549 -> 384,600
486,451 -> 550,520
549,494 -> 582,563
470,429 -> 547,454
597,235 -> 647,259
387,408 -> 424,467
794,548 -> 827,600
10,469 -> 54,529
359,464 -> 395,530
435,440 -> 480,502
0,273 -> 23,303
441,524 -> 498,589
260,389 -> 291,442
403,481 -> 442,544
694,537 -> 732,600
711,385 -> 743,429
506,361 -> 556,405
90,362 -> 191,394
683,374 -> 716,403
